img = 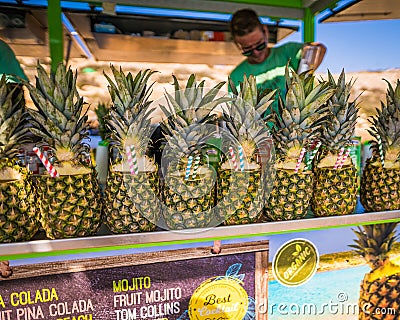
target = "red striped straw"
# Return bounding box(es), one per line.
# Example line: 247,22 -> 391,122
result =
333,147 -> 345,169
338,147 -> 352,169
33,147 -> 59,178
229,147 -> 238,171
125,145 -> 136,175
294,147 -> 306,173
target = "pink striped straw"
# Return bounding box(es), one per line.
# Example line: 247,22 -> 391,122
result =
33,147 -> 59,178
229,147 -> 238,171
338,147 -> 352,169
125,146 -> 136,175
294,147 -> 306,173
334,147 -> 345,169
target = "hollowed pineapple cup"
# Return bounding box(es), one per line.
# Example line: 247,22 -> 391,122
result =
264,169 -> 313,221
312,165 -> 357,216
0,176 -> 39,242
361,160 -> 400,212
35,170 -> 103,239
161,166 -> 216,230
104,170 -> 160,233
216,167 -> 264,225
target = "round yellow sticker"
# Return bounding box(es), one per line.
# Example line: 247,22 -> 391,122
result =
272,238 -> 319,287
188,278 -> 248,320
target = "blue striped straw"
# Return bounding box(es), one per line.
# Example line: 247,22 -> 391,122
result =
238,146 -> 245,172
191,156 -> 201,179
184,155 -> 193,181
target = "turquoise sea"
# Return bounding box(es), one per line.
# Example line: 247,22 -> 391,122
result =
268,265 -> 370,319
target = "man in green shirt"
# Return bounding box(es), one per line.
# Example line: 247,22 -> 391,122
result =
229,9 -> 326,113
0,39 -> 28,82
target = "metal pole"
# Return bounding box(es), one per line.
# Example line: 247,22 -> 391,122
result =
303,7 -> 315,42
48,0 -> 64,71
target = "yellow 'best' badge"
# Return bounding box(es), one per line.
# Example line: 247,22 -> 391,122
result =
188,277 -> 248,320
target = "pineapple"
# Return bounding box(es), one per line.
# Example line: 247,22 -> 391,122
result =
361,79 -> 400,212
103,66 -> 160,233
25,62 -> 102,239
264,67 -> 334,221
0,75 -> 39,242
159,74 -> 229,230
312,70 -> 359,216
216,75 -> 275,225
350,223 -> 400,319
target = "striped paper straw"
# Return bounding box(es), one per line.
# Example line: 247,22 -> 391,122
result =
191,156 -> 201,179
126,145 -> 136,175
238,145 -> 245,172
305,141 -> 321,170
338,147 -> 352,169
333,147 -> 345,169
294,147 -> 306,173
377,135 -> 385,167
229,147 -> 238,171
33,147 -> 59,178
131,145 -> 139,174
184,155 -> 193,181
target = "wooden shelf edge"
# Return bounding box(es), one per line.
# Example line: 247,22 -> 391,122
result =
1,210 -> 399,259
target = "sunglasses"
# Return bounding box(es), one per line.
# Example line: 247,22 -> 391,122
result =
242,41 -> 267,56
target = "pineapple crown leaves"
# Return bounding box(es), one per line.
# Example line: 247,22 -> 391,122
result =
367,79 -> 400,162
94,102 -> 110,141
319,69 -> 359,153
104,66 -> 158,158
24,62 -> 90,161
104,66 -> 157,119
0,75 -> 30,159
349,223 -> 399,269
160,74 -> 230,157
269,66 -> 335,160
160,74 -> 230,126
107,104 -> 155,159
162,124 -> 211,163
223,75 -> 275,158
227,75 -> 276,120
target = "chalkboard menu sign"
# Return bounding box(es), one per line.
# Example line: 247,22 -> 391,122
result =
0,241 -> 268,320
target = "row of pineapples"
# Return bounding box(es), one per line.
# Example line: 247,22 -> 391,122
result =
1,61 -> 400,242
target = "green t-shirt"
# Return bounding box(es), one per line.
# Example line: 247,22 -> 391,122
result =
229,42 -> 303,114
0,40 -> 28,82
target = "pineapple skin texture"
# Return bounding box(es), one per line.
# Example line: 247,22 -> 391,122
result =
264,169 -> 313,221
217,167 -> 264,225
358,272 -> 400,320
104,170 -> 160,233
36,170 -> 103,239
312,164 -> 357,216
361,160 -> 400,212
0,170 -> 39,242
161,167 -> 215,230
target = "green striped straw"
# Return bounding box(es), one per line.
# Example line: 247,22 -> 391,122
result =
191,156 -> 201,179
130,145 -> 139,174
377,135 -> 385,167
305,141 -> 321,171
